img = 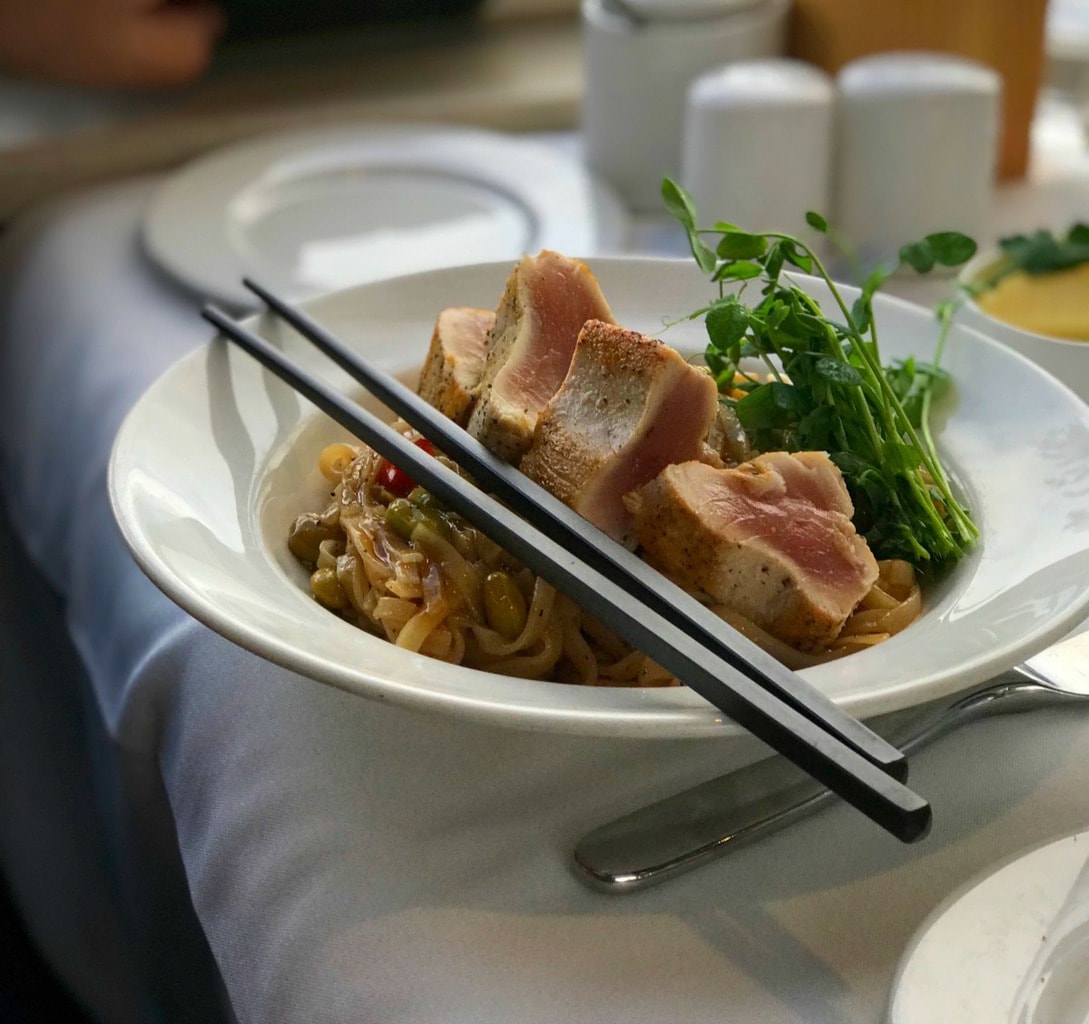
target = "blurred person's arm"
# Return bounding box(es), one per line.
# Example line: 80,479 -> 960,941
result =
0,0 -> 226,88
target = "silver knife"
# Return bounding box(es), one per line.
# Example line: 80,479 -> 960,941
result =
573,627 -> 1089,893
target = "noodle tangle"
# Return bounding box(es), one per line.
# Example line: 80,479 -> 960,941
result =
288,428 -> 923,687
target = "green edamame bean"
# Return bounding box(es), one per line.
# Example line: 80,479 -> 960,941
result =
482,571 -> 528,641
311,567 -> 348,609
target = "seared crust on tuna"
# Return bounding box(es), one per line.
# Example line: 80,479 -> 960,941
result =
416,307 -> 494,426
630,454 -> 879,650
520,320 -> 719,546
467,250 -> 614,462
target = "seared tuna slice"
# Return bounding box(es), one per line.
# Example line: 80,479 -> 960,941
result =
750,450 -> 857,517
520,320 -> 719,546
631,453 -> 879,650
415,307 -> 494,427
467,250 -> 615,462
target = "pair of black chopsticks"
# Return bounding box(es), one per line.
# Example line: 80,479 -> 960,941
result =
202,282 -> 931,844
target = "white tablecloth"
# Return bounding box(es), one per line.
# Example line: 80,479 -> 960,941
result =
2,131 -> 1089,1024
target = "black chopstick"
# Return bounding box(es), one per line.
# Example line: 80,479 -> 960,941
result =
201,303 -> 929,843
240,277 -> 907,782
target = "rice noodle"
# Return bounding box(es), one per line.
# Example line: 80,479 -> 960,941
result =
291,436 -> 924,686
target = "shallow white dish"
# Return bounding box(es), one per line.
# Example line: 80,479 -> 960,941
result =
888,828 -> 1089,1024
108,256 -> 1089,738
142,124 -> 628,309
956,247 -> 1089,404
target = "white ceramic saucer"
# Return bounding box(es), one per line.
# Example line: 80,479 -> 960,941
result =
142,123 -> 628,308
888,829 -> 1089,1024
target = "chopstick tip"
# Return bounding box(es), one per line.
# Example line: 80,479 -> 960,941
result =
894,793 -> 932,844
242,277 -> 273,305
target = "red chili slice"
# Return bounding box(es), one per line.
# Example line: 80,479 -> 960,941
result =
375,438 -> 436,497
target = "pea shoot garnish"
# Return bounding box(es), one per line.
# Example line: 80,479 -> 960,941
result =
662,178 -> 980,575
964,223 -> 1089,295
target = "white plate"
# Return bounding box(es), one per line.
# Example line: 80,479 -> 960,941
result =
108,256 -> 1089,738
142,124 -> 628,309
888,829 -> 1089,1024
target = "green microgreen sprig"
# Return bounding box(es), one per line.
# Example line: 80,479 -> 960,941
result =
662,178 -> 980,574
964,223 -> 1089,295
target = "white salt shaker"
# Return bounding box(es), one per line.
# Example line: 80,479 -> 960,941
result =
680,58 -> 834,241
832,52 -> 1002,270
581,0 -> 792,213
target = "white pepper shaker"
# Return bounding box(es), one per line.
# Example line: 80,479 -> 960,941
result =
680,58 -> 835,242
832,52 -> 1002,270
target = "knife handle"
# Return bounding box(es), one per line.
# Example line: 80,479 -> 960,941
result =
572,672 -> 1034,893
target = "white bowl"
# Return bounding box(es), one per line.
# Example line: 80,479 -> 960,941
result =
956,248 -> 1089,404
108,257 -> 1089,739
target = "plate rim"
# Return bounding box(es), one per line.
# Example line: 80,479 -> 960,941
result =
140,122 -> 629,309
887,825 -> 1089,1024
